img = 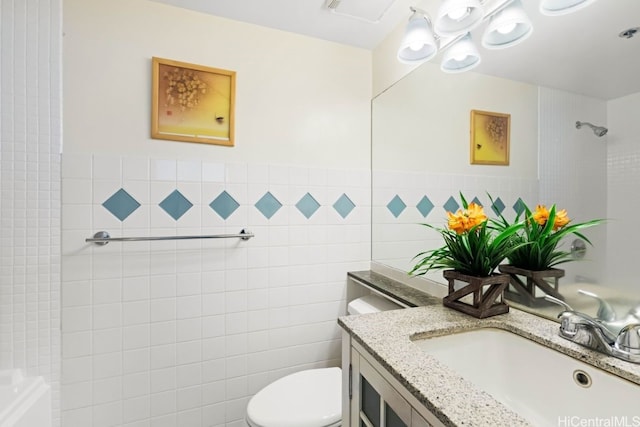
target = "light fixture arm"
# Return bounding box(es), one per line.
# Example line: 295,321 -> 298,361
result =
482,0 -> 517,17
428,0 -> 517,52
408,7 -> 434,28
410,6 -> 440,41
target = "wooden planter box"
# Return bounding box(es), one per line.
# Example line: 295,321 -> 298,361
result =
442,270 -> 510,319
498,264 -> 565,308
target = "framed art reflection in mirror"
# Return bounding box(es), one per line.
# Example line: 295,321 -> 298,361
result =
470,109 -> 510,165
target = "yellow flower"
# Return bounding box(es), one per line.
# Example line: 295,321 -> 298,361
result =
532,205 -> 570,230
447,211 -> 467,234
466,203 -> 488,228
553,209 -> 570,230
447,203 -> 487,234
532,205 -> 550,226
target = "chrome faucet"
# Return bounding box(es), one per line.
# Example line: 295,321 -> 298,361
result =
577,289 -> 616,322
545,295 -> 640,364
572,290 -> 640,335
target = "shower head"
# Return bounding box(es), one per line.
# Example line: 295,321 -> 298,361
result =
576,121 -> 608,137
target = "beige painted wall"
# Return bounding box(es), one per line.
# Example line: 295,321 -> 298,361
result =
63,0 -> 372,169
371,15 -> 421,97
372,61 -> 539,179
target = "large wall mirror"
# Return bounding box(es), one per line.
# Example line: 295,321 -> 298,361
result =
371,0 -> 640,323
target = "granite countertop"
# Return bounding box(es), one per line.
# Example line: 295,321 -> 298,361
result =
339,292 -> 640,427
347,270 -> 442,307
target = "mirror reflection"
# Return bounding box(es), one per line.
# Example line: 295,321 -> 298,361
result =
371,0 -> 640,325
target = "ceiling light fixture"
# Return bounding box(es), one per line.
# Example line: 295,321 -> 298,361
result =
434,0 -> 484,37
397,0 -> 599,73
397,8 -> 438,64
482,0 -> 533,49
441,33 -> 481,73
539,0 -> 599,16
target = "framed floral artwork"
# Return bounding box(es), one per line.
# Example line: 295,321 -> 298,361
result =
151,57 -> 236,147
470,109 -> 510,165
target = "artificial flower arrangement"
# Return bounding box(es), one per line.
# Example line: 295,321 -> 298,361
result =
408,193 -> 603,317
494,200 -> 604,306
493,201 -> 603,271
409,193 -> 523,278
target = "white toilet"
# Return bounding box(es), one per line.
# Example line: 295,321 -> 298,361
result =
245,294 -> 401,427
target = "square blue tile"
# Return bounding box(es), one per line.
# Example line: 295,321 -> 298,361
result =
443,196 -> 460,214
491,197 -> 506,216
416,196 -> 434,218
333,194 -> 355,219
296,193 -> 320,219
471,196 -> 482,207
159,190 -> 193,220
513,198 -> 526,216
102,188 -> 140,221
255,192 -> 282,219
386,195 -> 406,218
210,191 -> 240,220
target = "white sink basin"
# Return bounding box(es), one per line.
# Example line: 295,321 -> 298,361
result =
412,328 -> 640,426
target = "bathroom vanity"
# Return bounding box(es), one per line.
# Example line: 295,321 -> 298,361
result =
345,338 -> 443,427
340,271 -> 640,427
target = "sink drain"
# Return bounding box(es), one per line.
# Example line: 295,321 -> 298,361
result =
573,370 -> 592,388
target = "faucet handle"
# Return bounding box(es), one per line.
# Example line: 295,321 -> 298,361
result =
627,304 -> 640,319
615,323 -> 640,354
578,289 -> 617,322
560,311 -> 618,344
544,295 -> 574,311
545,295 -> 619,344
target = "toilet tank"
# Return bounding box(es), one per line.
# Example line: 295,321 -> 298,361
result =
347,294 -> 402,315
0,370 -> 51,427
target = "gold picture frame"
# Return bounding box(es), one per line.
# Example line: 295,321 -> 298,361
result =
470,109 -> 510,165
152,57 -> 236,147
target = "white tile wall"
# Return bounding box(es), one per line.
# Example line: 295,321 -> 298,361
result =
61,155 -> 370,426
606,92 -> 640,291
0,0 -> 62,425
538,87 -> 607,284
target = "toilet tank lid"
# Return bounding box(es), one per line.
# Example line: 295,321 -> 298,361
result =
347,294 -> 402,315
246,367 -> 341,427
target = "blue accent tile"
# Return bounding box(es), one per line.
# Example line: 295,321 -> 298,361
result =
416,196 -> 434,218
255,192 -> 282,219
491,197 -> 506,216
333,193 -> 355,219
159,190 -> 193,220
295,193 -> 320,219
471,196 -> 482,207
386,195 -> 406,218
102,188 -> 140,221
443,196 -> 460,214
513,198 -> 526,216
210,191 -> 240,220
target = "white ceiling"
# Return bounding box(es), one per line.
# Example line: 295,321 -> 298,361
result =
150,0 -> 640,100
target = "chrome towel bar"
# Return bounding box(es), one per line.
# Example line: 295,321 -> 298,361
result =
86,229 -> 254,246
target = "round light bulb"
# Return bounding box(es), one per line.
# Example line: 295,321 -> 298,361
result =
447,7 -> 470,21
409,41 -> 424,51
453,53 -> 468,62
497,22 -> 517,34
